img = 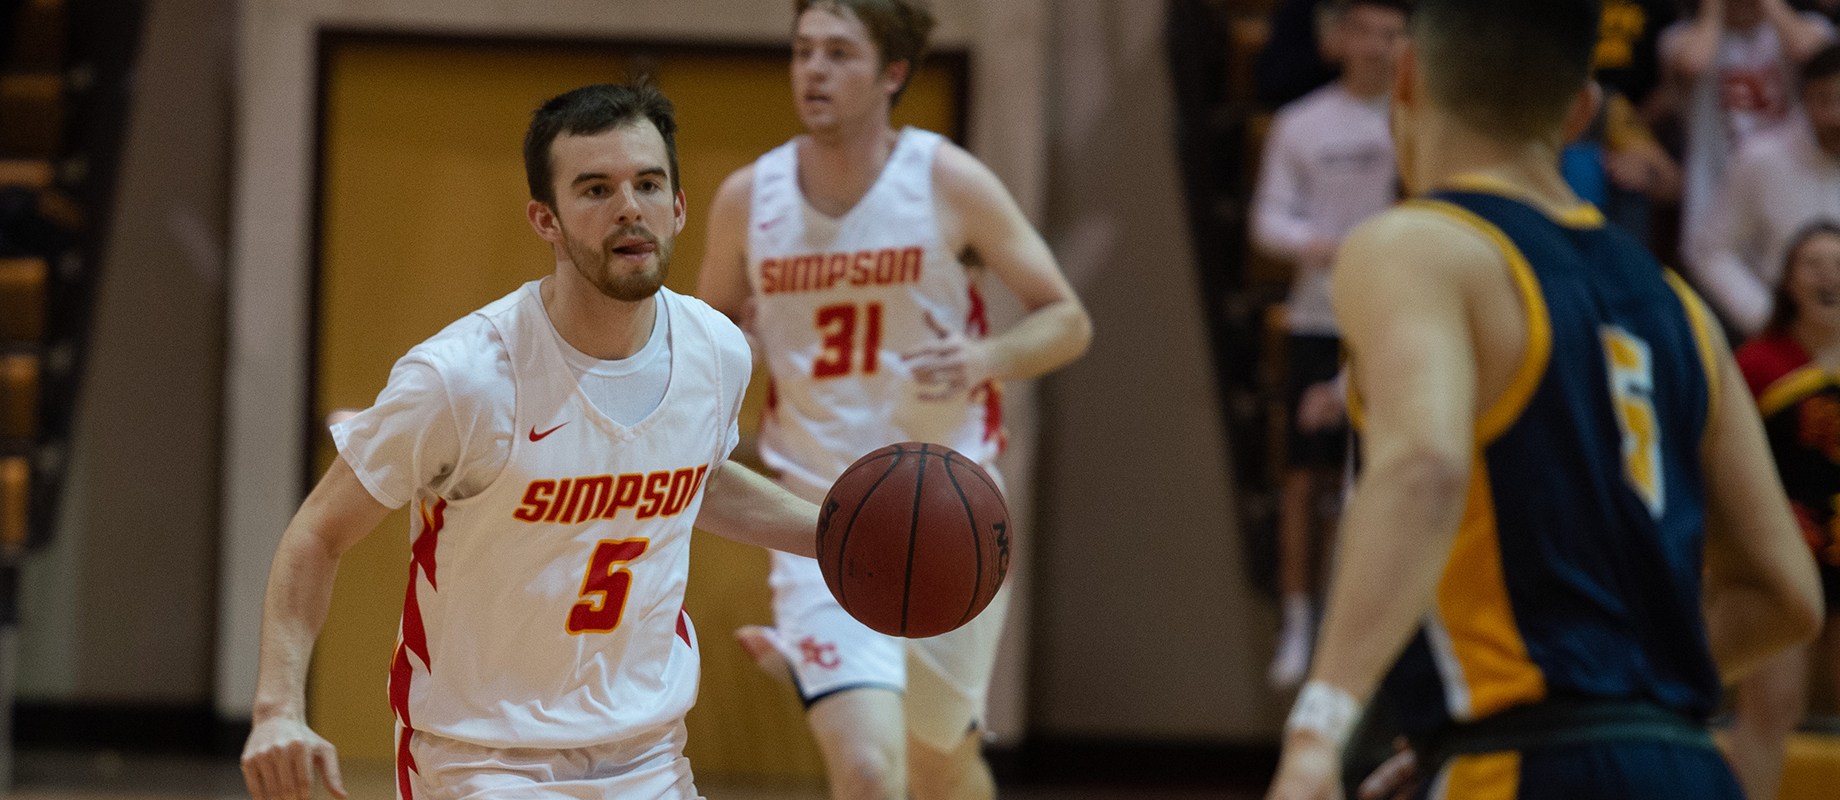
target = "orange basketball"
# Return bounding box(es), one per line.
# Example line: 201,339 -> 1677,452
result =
816,442 -> 1010,638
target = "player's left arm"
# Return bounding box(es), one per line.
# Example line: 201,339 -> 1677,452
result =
905,144 -> 1092,394
696,460 -> 819,558
1266,209 -> 1485,800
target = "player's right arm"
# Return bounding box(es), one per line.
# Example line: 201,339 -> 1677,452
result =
1695,306 -> 1824,683
696,165 -> 757,327
240,455 -> 385,800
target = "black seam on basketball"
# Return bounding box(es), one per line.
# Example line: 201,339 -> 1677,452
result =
943,457 -> 984,629
901,444 -> 930,636
948,451 -> 1010,519
835,444 -> 908,612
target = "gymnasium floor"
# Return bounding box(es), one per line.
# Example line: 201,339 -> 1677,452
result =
9,749 -> 1260,800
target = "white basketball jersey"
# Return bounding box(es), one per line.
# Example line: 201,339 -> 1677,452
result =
388,285 -> 738,760
747,128 -> 1002,491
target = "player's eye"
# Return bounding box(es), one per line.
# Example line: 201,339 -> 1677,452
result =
584,184 -> 609,198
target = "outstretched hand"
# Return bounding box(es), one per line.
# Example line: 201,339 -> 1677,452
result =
241,715 -> 347,800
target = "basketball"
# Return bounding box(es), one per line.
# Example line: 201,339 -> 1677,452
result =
816,442 -> 1011,638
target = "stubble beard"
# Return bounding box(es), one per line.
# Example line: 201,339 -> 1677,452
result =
562,221 -> 673,303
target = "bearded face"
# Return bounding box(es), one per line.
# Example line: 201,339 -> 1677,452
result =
559,217 -> 674,302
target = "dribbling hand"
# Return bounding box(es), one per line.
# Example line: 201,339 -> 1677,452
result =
241,716 -> 347,800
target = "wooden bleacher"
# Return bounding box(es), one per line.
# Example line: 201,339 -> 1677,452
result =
0,355 -> 32,441
0,258 -> 44,342
0,0 -> 67,589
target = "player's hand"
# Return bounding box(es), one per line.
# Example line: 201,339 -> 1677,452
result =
1356,738 -> 1420,800
902,312 -> 995,401
1297,380 -> 1347,433
1266,729 -> 1344,800
241,715 -> 347,800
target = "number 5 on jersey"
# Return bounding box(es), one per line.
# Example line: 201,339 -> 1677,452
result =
814,302 -> 884,378
567,539 -> 648,634
1602,326 -> 1663,518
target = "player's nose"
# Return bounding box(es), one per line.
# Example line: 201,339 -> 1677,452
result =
611,184 -> 642,223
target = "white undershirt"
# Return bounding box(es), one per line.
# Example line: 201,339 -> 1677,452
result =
332,289 -> 739,508
550,295 -> 671,428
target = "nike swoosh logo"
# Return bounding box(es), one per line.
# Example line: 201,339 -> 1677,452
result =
529,422 -> 568,442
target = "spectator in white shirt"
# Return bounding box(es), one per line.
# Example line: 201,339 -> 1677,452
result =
1693,44 -> 1840,335
1249,0 -> 1406,691
1662,0 -> 1834,235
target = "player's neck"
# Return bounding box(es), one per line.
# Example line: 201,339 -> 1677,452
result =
539,273 -> 657,361
797,122 -> 900,217
1411,117 -> 1578,212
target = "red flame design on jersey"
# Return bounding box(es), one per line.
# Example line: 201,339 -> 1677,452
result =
966,283 -> 1004,451
391,498 -> 444,799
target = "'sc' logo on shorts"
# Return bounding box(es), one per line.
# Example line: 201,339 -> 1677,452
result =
798,636 -> 841,670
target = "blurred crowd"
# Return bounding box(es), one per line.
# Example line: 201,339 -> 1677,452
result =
1247,2 -> 1840,798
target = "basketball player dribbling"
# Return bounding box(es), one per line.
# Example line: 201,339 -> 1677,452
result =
1266,1 -> 1824,798
239,83 -> 823,800
695,2 -> 1091,798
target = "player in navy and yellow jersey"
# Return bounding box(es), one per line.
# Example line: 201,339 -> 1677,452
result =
1265,2 -> 1825,799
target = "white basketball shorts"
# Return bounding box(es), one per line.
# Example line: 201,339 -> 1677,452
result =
766,468 -> 1012,752
400,721 -> 700,800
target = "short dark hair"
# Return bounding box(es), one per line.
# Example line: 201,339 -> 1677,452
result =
1804,43 -> 1840,87
1413,0 -> 1600,141
795,0 -> 936,105
523,82 -> 679,208
1334,0 -> 1415,17
1766,220 -> 1840,333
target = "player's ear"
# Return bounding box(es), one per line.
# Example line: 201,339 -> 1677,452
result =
882,59 -> 910,101
528,199 -> 563,244
1562,82 -> 1605,145
673,188 -> 687,236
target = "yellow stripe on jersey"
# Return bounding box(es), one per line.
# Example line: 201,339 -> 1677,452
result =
1404,200 -> 1555,446
1440,174 -> 1607,230
1758,365 -> 1838,418
1440,461 -> 1548,721
1662,271 -> 1723,430
1434,751 -> 1522,800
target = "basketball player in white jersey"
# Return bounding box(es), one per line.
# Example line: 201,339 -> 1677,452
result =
238,83 -> 824,800
696,3 -> 1091,799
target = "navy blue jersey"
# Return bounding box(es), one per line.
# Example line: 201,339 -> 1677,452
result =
1370,181 -> 1727,739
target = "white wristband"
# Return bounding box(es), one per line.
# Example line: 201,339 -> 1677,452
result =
1284,680 -> 1360,749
